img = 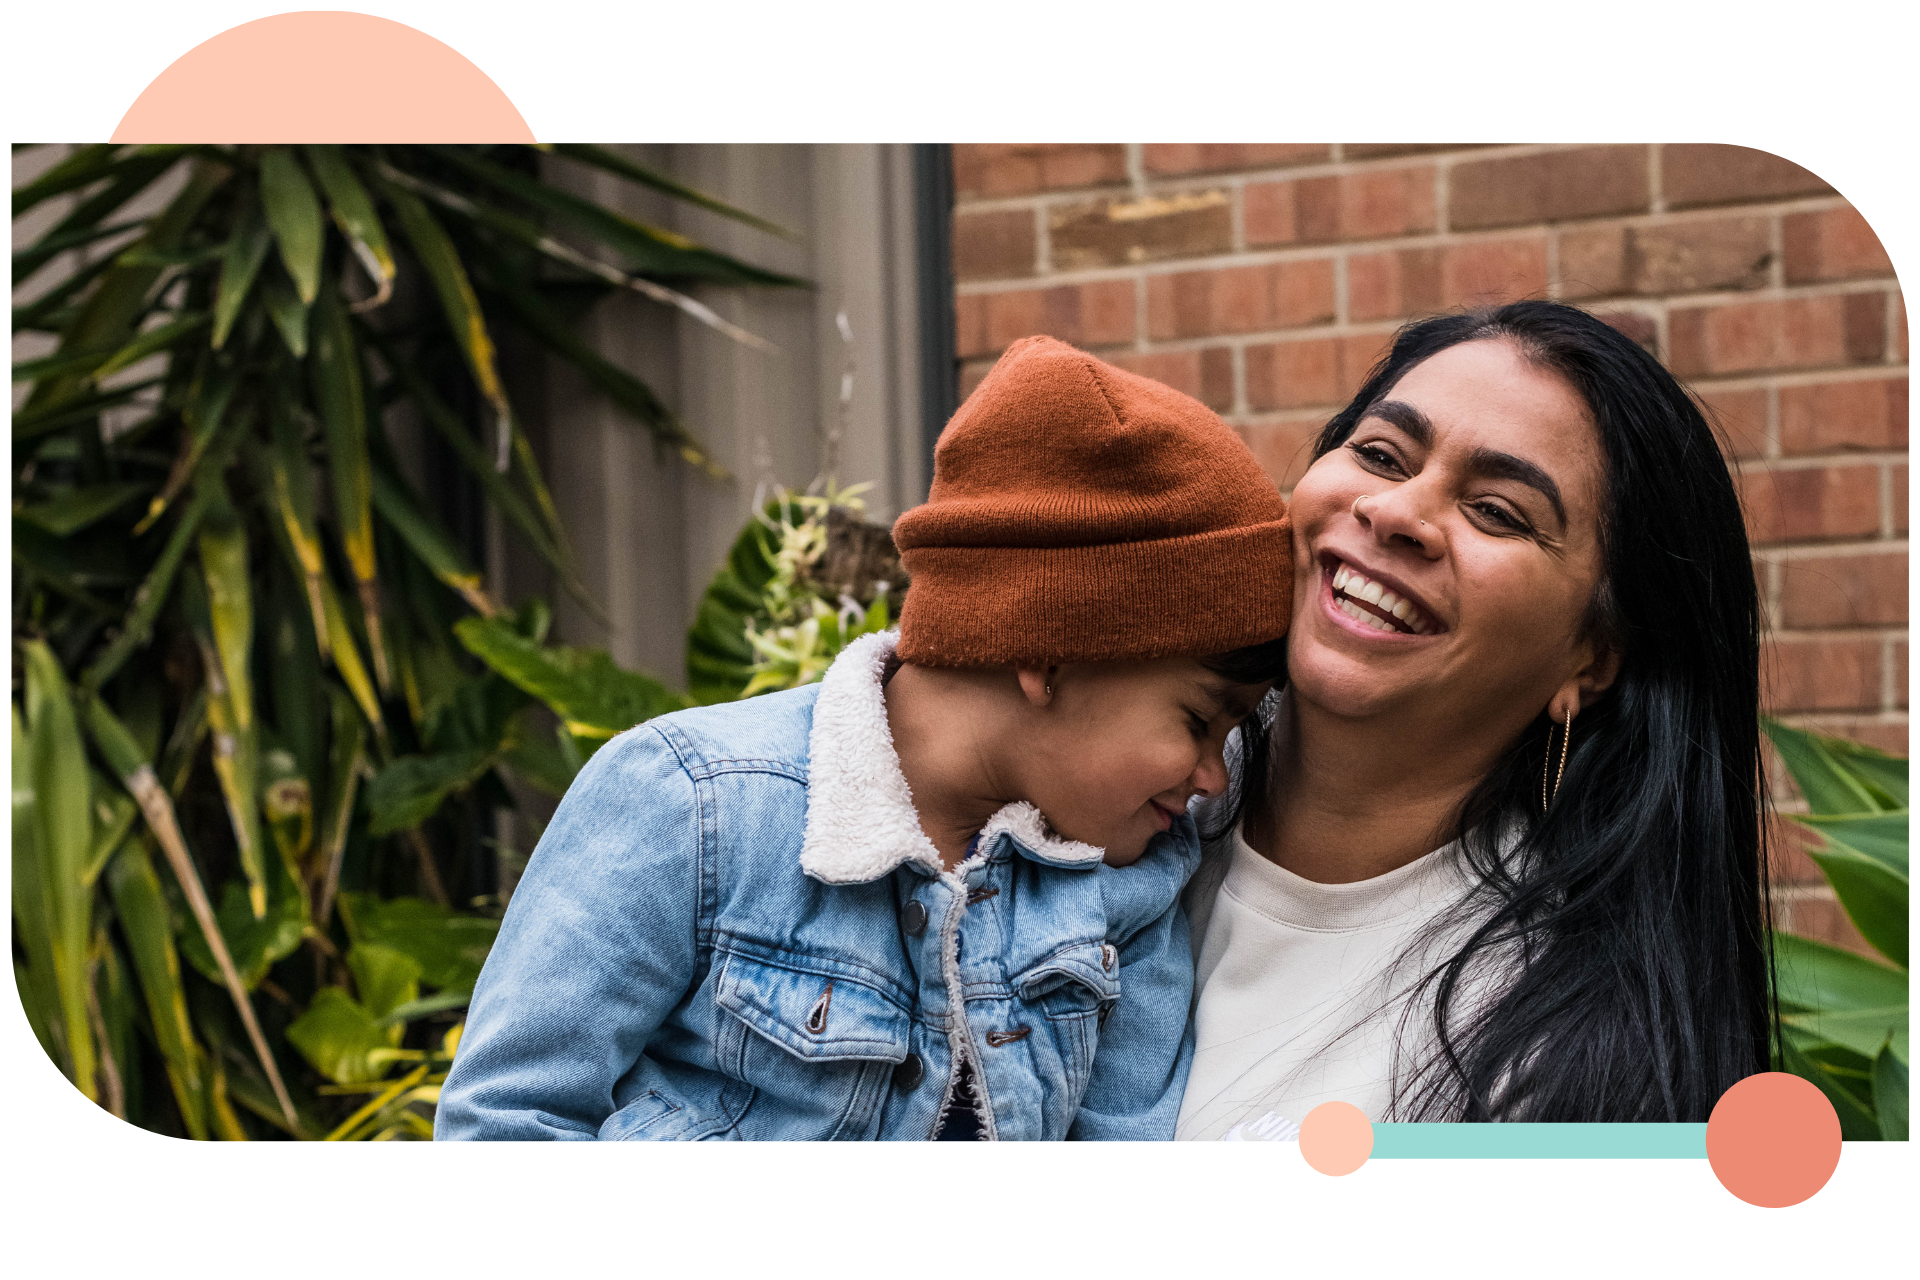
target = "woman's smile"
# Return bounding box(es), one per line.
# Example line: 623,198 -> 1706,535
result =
1318,552 -> 1443,637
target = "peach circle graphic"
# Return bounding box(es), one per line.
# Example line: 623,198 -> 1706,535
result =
1706,1072 -> 1842,1207
1299,1101 -> 1374,1175
111,11 -> 533,143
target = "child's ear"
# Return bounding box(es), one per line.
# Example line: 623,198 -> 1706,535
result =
1016,666 -> 1057,707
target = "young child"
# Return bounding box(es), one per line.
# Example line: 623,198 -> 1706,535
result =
436,336 -> 1293,1140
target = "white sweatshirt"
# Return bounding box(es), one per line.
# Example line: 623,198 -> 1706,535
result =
1175,829 -> 1484,1140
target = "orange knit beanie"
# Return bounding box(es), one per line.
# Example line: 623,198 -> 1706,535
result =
892,335 -> 1292,667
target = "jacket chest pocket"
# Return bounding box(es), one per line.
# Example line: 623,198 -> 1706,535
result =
1015,942 -> 1122,1099
713,951 -> 911,1140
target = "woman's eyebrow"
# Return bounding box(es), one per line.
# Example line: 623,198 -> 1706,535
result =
1466,447 -> 1567,528
1363,399 -> 1432,445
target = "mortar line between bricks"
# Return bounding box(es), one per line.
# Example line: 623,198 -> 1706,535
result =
1648,144 -> 1664,216
1683,364 -> 1910,392
1768,211 -> 1786,291
1769,626 -> 1906,641
1755,537 -> 1910,562
1887,292 -> 1902,364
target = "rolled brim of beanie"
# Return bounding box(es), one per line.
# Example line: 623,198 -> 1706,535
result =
894,515 -> 1293,667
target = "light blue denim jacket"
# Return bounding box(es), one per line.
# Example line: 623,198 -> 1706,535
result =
435,632 -> 1200,1140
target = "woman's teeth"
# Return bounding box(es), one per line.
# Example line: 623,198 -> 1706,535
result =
1329,564 -> 1433,635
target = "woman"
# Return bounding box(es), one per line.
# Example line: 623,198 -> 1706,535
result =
1178,301 -> 1773,1135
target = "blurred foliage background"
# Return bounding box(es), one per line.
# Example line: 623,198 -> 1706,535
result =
12,142 -> 903,1140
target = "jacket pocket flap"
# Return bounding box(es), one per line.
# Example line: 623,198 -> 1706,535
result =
1015,941 -> 1121,1006
716,953 -> 911,1063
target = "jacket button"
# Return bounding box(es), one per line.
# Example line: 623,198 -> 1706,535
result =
892,1053 -> 924,1091
901,900 -> 928,936
1101,944 -> 1116,972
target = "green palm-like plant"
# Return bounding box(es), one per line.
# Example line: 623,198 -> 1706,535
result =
12,143 -> 800,1138
1764,718 -> 1908,1140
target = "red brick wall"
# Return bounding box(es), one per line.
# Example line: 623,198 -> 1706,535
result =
951,143 -> 1907,952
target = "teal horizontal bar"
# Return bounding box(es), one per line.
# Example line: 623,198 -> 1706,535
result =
1371,1123 -> 1709,1158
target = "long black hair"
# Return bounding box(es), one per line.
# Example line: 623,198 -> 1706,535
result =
1278,301 -> 1774,1121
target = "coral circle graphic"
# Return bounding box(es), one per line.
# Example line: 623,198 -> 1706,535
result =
1299,1101 -> 1374,1175
1706,1071 -> 1843,1207
111,11 -> 533,142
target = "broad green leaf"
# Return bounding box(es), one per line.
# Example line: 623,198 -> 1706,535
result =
1827,738 -> 1909,810
1763,718 -> 1894,815
1805,844 -> 1908,969
212,195 -> 271,350
1795,811 -> 1909,876
347,943 -> 422,1022
12,706 -> 64,1069
317,574 -> 385,735
178,878 -> 304,990
1781,1005 -> 1908,1063
197,482 -> 254,731
379,179 -> 513,462
1772,930 -> 1908,1013
456,614 -> 688,738
1874,1044 -> 1908,1140
13,482 -> 149,536
258,147 -> 324,305
337,892 -> 500,994
1779,1033 -> 1882,1141
303,145 -> 394,297
369,462 -> 496,616
259,265 -> 310,358
285,987 -> 393,1086
364,747 -> 493,835
105,838 -> 209,1139
20,639 -> 99,1099
309,283 -> 389,691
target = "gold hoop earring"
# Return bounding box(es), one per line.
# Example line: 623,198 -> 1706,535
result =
1542,707 -> 1573,810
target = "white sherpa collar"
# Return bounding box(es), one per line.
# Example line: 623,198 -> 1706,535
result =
799,631 -> 1107,885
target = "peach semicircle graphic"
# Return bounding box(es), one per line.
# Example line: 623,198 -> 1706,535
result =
111,11 -> 533,143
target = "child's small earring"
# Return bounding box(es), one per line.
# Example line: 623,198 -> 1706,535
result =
1044,683 -> 1053,698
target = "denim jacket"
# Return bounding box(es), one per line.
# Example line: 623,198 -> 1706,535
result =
435,632 -> 1200,1140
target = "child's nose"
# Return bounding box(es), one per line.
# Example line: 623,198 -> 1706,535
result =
1190,750 -> 1229,799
